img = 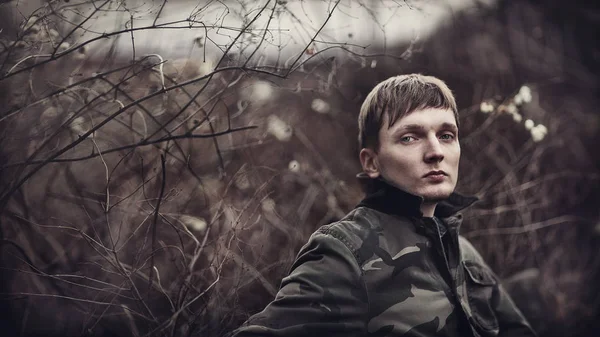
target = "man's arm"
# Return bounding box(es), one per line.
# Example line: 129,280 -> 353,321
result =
493,281 -> 538,337
230,229 -> 369,337
459,236 -> 537,337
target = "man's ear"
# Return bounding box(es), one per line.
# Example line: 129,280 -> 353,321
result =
359,148 -> 380,178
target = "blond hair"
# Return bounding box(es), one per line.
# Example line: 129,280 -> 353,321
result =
358,74 -> 458,150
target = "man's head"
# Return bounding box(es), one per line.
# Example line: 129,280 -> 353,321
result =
358,74 -> 460,206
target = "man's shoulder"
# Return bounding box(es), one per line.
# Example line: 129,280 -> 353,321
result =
309,206 -> 381,264
458,235 -> 488,265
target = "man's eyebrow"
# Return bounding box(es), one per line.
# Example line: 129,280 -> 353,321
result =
398,124 -> 426,131
395,123 -> 458,132
390,124 -> 425,137
440,123 -> 458,132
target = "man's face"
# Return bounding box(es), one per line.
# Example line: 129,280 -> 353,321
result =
361,107 -> 460,201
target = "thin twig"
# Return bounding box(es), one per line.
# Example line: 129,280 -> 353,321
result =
463,215 -> 591,238
153,0 -> 168,27
284,0 -> 341,77
148,155 -> 166,294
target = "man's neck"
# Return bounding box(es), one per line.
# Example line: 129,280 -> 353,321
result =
421,202 -> 437,218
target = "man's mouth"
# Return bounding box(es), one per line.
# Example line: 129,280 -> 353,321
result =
424,170 -> 447,177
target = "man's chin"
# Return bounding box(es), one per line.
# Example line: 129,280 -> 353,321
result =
421,189 -> 453,203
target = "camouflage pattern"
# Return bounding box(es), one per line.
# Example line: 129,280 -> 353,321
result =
231,182 -> 536,337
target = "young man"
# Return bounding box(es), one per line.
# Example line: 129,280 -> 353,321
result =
231,74 -> 536,337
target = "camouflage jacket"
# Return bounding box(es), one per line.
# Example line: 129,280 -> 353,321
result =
231,180 -> 537,337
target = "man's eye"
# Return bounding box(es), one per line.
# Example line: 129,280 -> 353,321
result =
440,134 -> 455,140
400,136 -> 415,142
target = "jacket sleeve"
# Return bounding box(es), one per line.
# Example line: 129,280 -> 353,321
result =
459,236 -> 537,337
493,281 -> 538,337
230,229 -> 369,337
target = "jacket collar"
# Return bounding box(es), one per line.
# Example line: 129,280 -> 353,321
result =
356,174 -> 478,219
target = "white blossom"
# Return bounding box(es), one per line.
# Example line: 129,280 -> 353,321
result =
178,215 -> 207,232
519,85 -> 531,96
164,58 -> 214,81
531,127 -> 545,142
198,60 -> 214,77
49,29 -> 59,39
288,160 -> 300,172
311,98 -> 330,114
241,80 -> 276,104
514,94 -> 523,106
73,47 -> 86,61
524,119 -> 534,130
512,113 -> 522,123
57,42 -> 70,53
42,107 -> 59,119
267,115 -> 292,141
261,198 -> 276,212
23,16 -> 38,30
519,85 -> 532,103
531,124 -> 548,142
535,124 -> 548,135
26,24 -> 40,35
506,104 -> 517,114
252,81 -> 273,102
480,101 -> 494,113
370,60 -> 377,68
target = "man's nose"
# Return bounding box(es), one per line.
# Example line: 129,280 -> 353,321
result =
424,137 -> 444,163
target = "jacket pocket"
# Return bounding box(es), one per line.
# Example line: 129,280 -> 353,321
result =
463,260 -> 499,332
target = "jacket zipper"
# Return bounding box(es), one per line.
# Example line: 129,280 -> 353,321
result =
432,217 -> 453,282
433,218 -> 476,337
